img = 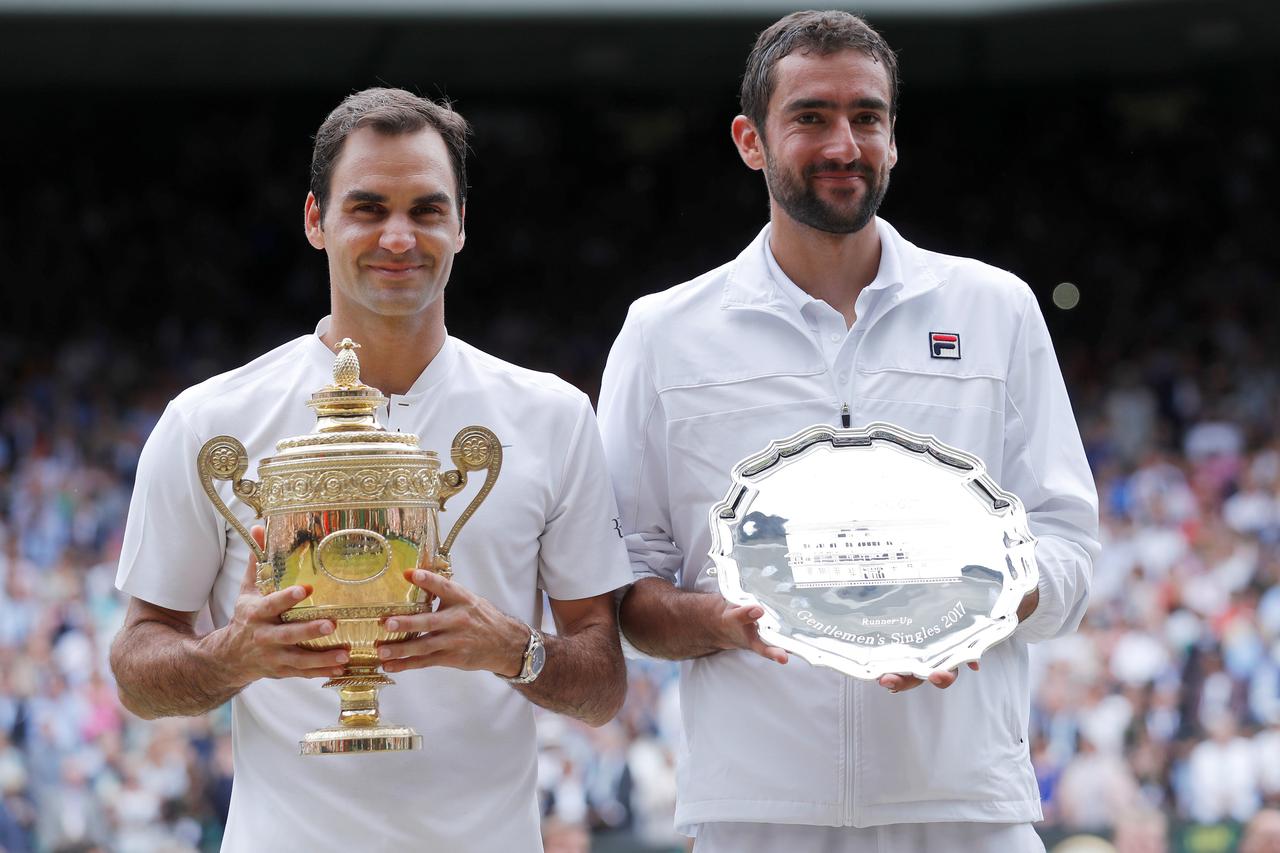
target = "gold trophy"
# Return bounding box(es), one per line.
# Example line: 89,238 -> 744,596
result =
195,338 -> 501,755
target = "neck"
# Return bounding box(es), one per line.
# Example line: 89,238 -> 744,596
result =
321,301 -> 446,396
768,211 -> 882,327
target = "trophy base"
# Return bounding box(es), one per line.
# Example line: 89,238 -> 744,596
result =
299,724 -> 422,756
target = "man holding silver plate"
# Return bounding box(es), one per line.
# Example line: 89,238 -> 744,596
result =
110,89 -> 631,851
599,11 -> 1099,852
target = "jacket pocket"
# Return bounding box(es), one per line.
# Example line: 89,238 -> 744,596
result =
857,641 -> 1033,808
853,369 -> 1006,480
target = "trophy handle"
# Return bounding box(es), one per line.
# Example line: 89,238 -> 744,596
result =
437,426 -> 502,562
196,436 -> 268,568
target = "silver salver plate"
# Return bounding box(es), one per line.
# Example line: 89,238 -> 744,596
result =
709,422 -> 1038,680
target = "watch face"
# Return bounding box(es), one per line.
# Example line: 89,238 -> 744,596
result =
529,641 -> 546,678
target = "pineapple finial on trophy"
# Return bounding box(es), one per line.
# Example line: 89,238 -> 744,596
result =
333,338 -> 363,388
304,339 -> 386,427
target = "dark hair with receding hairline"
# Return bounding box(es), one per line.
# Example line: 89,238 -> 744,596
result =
740,10 -> 899,137
310,87 -> 471,220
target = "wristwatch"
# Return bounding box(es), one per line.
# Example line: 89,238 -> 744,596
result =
502,625 -> 545,685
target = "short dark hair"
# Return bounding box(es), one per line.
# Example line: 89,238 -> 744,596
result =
740,10 -> 899,133
310,87 -> 471,217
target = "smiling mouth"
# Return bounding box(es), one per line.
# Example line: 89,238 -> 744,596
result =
811,168 -> 868,180
367,265 -> 425,277
808,161 -> 872,180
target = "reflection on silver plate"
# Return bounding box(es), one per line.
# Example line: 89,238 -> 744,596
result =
708,422 -> 1038,680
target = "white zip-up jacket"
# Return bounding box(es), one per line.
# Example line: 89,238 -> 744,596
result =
598,219 -> 1099,830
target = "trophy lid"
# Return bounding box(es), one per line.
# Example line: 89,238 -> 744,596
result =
270,338 -> 429,458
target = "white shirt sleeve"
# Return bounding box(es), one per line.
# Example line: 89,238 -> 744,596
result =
115,400 -> 227,613
1003,291 -> 1100,642
535,394 -> 635,602
598,305 -> 684,586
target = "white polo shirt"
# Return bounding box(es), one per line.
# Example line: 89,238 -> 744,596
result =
117,320 -> 633,852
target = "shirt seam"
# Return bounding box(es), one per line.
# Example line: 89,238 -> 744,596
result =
855,366 -> 1006,382
624,317 -> 663,536
657,367 -> 827,395
551,397 -> 592,523
171,402 -> 229,569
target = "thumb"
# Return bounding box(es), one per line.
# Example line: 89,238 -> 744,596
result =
725,604 -> 765,624
240,526 -> 267,594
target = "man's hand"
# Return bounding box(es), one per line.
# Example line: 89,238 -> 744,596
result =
378,569 -> 530,676
877,588 -> 1039,693
713,602 -> 789,665
202,526 -> 349,686
617,579 -> 790,664
111,525 -> 349,719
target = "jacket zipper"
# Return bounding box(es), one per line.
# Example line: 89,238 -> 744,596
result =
840,403 -> 851,428
845,677 -> 858,824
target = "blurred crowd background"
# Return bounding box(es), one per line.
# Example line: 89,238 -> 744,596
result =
3,1 -> 1279,851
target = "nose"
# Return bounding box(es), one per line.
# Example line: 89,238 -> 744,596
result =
379,214 -> 416,255
822,120 -> 861,164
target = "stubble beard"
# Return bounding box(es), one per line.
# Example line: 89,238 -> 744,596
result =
335,262 -> 448,320
765,153 -> 890,235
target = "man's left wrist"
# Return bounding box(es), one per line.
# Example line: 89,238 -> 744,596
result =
497,619 -> 528,678
499,622 -> 546,685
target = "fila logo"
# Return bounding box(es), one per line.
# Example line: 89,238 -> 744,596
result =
930,332 -> 960,359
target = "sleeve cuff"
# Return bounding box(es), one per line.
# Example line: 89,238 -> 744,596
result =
1013,573 -> 1061,643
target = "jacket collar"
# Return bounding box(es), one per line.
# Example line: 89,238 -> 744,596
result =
720,217 -> 944,313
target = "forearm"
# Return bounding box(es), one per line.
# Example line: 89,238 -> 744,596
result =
513,620 -> 625,727
110,620 -> 244,719
619,577 -> 727,660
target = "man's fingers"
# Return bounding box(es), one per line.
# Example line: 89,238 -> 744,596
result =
405,569 -> 469,607
239,526 -> 268,594
240,525 -> 308,617
721,603 -> 786,663
927,669 -> 960,689
383,608 -> 458,635
720,603 -> 765,644
383,649 -> 450,673
270,618 -> 338,646
256,583 -> 313,618
749,638 -> 789,665
377,632 -> 451,663
879,673 -> 925,693
880,660 -> 979,694
724,604 -> 764,625
275,647 -> 349,671
290,666 -> 351,679
272,662 -> 350,680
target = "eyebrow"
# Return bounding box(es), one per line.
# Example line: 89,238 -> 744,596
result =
343,189 -> 454,207
784,97 -> 890,113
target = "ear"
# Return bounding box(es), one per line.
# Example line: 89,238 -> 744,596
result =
887,118 -> 898,170
731,115 -> 766,172
455,203 -> 466,253
304,192 -> 325,250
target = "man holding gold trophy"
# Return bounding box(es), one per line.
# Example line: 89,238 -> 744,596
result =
599,11 -> 1099,853
110,88 -> 631,851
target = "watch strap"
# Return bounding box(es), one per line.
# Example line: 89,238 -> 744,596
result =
501,625 -> 543,685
